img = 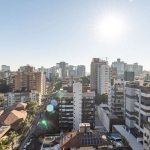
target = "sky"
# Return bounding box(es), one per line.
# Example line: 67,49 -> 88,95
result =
0,0 -> 150,72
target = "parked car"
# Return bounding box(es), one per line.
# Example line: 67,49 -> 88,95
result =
27,138 -> 32,145
116,141 -> 124,147
23,144 -> 28,149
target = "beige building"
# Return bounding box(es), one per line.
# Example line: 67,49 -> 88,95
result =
90,58 -> 108,92
15,65 -> 46,95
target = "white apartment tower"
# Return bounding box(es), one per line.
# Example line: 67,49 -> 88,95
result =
73,82 -> 82,130
125,82 -> 150,135
97,65 -> 110,94
59,82 -> 95,131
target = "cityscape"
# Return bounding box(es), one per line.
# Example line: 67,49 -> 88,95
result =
0,1 -> 150,150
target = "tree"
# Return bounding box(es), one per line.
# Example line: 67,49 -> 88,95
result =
121,135 -> 129,146
95,94 -> 108,105
81,76 -> 90,86
54,81 -> 62,91
0,139 -> 9,150
27,101 -> 39,117
0,95 -> 4,106
8,131 -> 17,150
19,119 -> 30,132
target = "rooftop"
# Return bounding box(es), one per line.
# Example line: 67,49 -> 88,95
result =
60,130 -> 112,148
113,125 -> 143,150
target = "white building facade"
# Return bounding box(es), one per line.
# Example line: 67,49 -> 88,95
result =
4,90 -> 42,108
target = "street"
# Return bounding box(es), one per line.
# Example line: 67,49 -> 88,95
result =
18,99 -> 49,150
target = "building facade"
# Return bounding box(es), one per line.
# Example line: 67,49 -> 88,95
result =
15,65 -> 46,95
4,88 -> 42,108
97,65 -> 110,94
143,121 -> 150,150
1,65 -> 10,72
112,59 -> 143,78
90,58 -> 108,92
125,63 -> 143,76
109,80 -> 125,119
59,82 -> 95,131
77,65 -> 85,77
112,59 -> 126,79
125,82 -> 150,137
124,71 -> 135,81
56,62 -> 68,78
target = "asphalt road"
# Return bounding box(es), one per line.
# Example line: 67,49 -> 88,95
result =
18,99 -> 49,150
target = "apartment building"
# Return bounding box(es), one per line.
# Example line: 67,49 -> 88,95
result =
97,65 -> 110,94
56,62 -> 68,78
112,59 -> 143,78
1,65 -> 10,72
112,59 -> 126,79
125,82 -> 150,136
4,87 -> 42,108
90,58 -> 108,92
58,82 -> 95,131
143,118 -> 150,150
125,63 -> 143,76
108,80 -> 125,119
77,65 -> 85,77
15,65 -> 46,95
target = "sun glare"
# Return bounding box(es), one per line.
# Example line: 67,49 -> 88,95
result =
99,14 -> 126,42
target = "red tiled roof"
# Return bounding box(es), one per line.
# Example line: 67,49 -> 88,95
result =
60,130 -> 111,148
0,110 -> 27,126
10,102 -> 27,110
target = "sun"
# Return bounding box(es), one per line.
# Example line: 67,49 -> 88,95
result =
99,14 -> 126,42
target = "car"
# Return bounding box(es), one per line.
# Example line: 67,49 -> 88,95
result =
112,138 -> 124,146
23,144 -> 28,149
27,138 -> 32,145
116,141 -> 124,147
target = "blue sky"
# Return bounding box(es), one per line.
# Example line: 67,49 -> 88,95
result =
0,0 -> 150,72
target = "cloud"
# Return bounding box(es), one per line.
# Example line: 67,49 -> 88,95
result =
129,0 -> 134,2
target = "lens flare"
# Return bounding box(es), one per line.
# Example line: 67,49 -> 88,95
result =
51,110 -> 55,114
51,99 -> 58,107
46,104 -> 54,112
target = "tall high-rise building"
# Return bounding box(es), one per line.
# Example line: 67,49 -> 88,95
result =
77,65 -> 85,77
67,65 -> 76,77
1,65 -> 10,72
125,81 -> 150,135
90,58 -> 108,91
112,59 -> 143,78
15,65 -> 46,95
111,58 -> 126,79
97,65 -> 110,94
56,62 -> 68,78
59,82 -> 95,131
125,63 -> 143,76
108,79 -> 125,119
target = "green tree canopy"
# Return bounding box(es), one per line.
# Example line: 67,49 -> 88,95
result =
27,101 -> 39,117
95,94 -> 108,105
81,76 -> 90,86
